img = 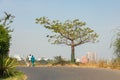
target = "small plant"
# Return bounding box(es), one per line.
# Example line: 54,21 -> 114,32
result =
97,60 -> 107,68
0,56 -> 17,78
52,56 -> 69,65
110,58 -> 120,69
0,71 -> 27,80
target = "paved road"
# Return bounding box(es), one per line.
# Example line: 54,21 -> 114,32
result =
17,67 -> 120,80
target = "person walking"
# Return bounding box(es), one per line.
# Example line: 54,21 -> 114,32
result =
31,55 -> 35,67
28,54 -> 32,67
28,54 -> 32,62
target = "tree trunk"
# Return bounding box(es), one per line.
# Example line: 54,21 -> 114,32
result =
71,41 -> 75,63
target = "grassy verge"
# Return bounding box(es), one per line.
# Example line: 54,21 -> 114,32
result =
0,72 -> 27,80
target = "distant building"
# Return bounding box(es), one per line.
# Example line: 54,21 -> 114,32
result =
81,55 -> 88,64
86,51 -> 97,63
13,55 -> 22,61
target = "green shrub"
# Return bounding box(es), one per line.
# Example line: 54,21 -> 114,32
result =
0,56 -> 17,78
0,25 -> 11,56
39,59 -> 48,65
52,56 -> 69,65
0,71 -> 27,80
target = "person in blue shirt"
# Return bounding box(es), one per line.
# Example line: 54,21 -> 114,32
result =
31,55 -> 35,67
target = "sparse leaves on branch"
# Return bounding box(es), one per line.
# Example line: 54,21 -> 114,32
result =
36,17 -> 98,45
0,12 -> 15,26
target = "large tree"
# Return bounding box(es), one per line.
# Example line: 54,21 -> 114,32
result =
0,25 -> 11,56
113,28 -> 120,58
0,12 -> 14,56
36,17 -> 98,63
0,12 -> 16,78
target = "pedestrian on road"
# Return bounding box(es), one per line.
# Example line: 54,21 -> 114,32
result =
28,54 -> 32,67
31,55 -> 35,67
28,54 -> 32,61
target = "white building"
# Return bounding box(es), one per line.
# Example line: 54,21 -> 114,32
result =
13,55 -> 22,61
86,51 -> 97,62
81,55 -> 88,63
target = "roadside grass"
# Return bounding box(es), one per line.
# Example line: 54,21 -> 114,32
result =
16,58 -> 120,70
0,71 -> 27,80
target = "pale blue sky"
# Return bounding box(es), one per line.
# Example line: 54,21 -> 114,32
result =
0,0 -> 120,59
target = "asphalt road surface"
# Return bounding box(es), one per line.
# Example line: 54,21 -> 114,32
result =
17,67 -> 120,80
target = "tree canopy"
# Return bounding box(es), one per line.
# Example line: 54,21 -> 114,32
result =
0,25 -> 11,56
113,28 -> 120,58
36,17 -> 98,63
0,12 -> 14,56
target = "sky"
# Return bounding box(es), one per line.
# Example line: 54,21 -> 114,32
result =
0,0 -> 120,60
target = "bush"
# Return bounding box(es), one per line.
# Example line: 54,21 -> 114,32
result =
52,56 -> 69,65
110,58 -> 120,69
0,71 -> 27,80
0,56 -> 17,78
97,60 -> 108,68
38,59 -> 48,65
0,25 -> 11,56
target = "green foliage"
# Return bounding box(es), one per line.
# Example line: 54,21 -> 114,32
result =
112,28 -> 120,58
36,17 -> 98,45
0,71 -> 26,80
0,25 -> 11,56
113,38 -> 120,57
47,59 -> 54,64
111,28 -> 120,69
0,12 -> 16,78
52,56 -> 69,65
38,59 -> 48,65
0,56 -> 17,78
0,12 -> 14,56
36,17 -> 98,63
